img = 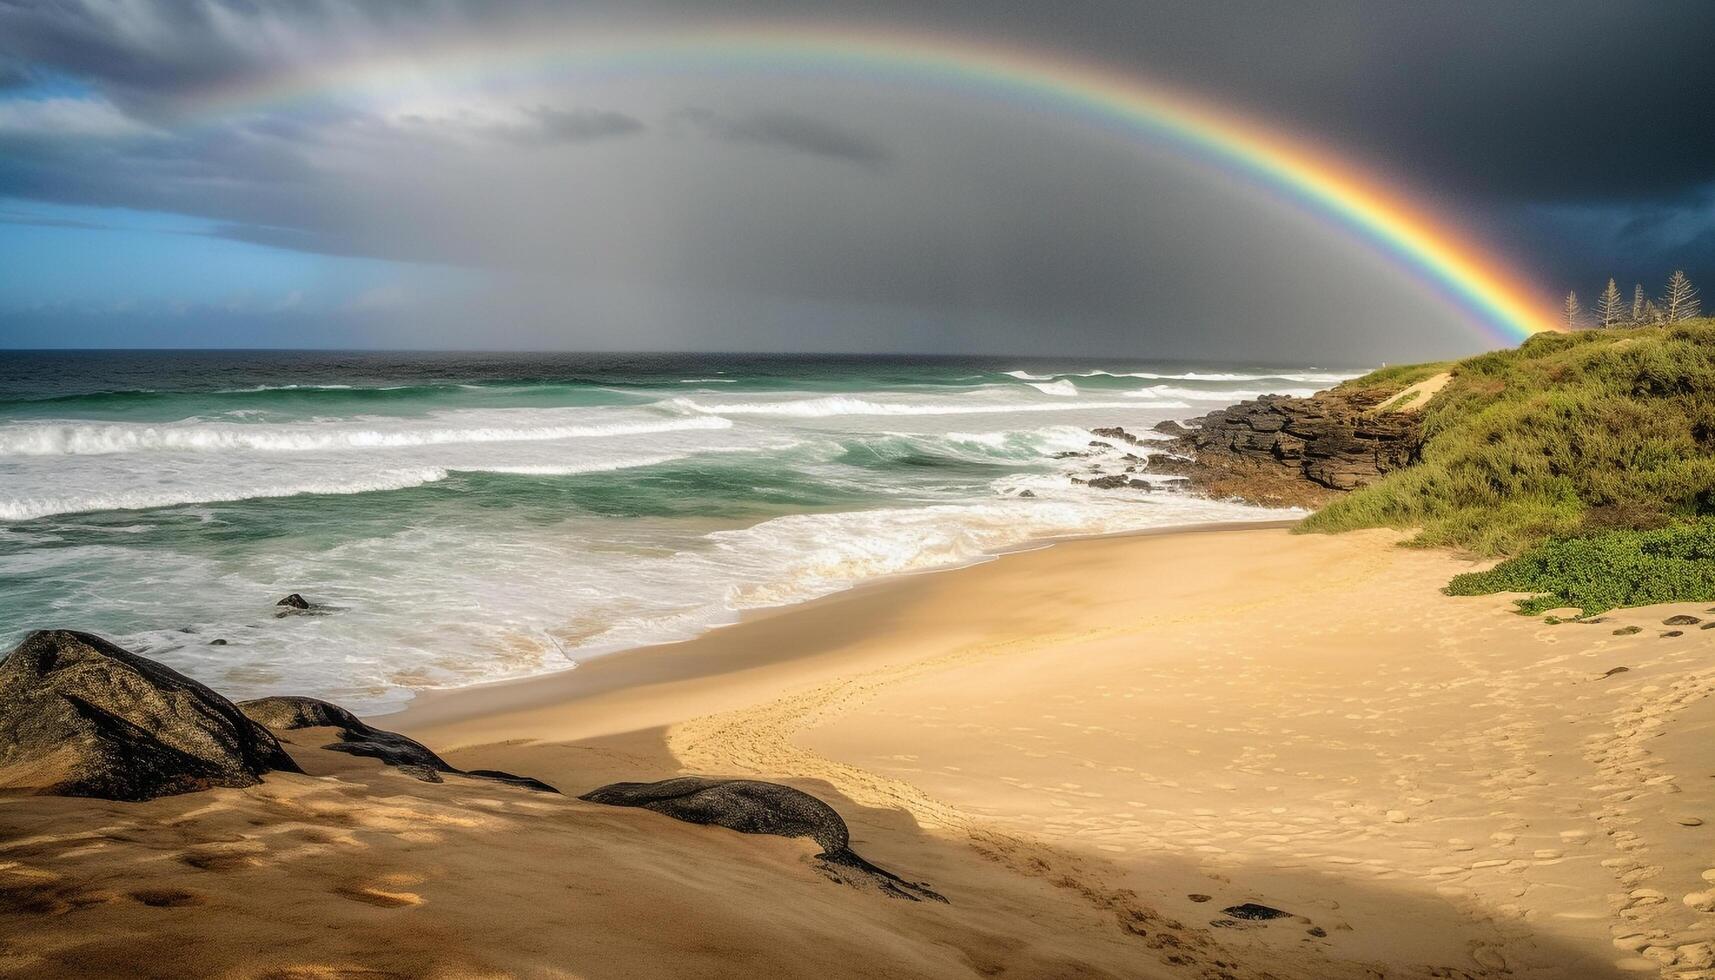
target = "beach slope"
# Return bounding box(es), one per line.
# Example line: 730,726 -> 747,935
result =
5,526 -> 1715,978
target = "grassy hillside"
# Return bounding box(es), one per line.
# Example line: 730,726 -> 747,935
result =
1303,320 -> 1715,555
1298,320 -> 1715,613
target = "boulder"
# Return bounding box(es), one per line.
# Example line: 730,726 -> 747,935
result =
239,695 -> 556,794
1663,615 -> 1701,626
1222,902 -> 1291,920
275,593 -> 312,610
1090,426 -> 1144,445
0,630 -> 301,801
581,777 -> 944,901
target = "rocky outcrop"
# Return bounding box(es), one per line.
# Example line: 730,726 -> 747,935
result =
0,630 -> 301,801
1148,389 -> 1421,508
239,695 -> 557,793
1090,426 -> 1145,446
581,777 -> 945,901
275,593 -> 312,610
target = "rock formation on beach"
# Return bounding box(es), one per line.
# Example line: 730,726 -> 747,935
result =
0,630 -> 556,801
239,695 -> 558,793
0,629 -> 301,801
582,776 -> 946,901
1145,389 -> 1421,508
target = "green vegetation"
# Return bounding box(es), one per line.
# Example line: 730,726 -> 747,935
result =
1303,321 -> 1715,556
1298,321 -> 1715,613
1445,520 -> 1715,615
1334,360 -> 1452,396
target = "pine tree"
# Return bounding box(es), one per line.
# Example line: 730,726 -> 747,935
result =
1644,299 -> 1664,324
1661,270 -> 1701,322
1596,278 -> 1624,327
1631,283 -> 1647,323
1563,290 -> 1584,328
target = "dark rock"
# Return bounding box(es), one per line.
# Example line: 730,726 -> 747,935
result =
1136,388 -> 1421,507
275,593 -> 312,610
1017,489 -> 1036,498
1664,615 -> 1701,626
208,639 -> 228,646
0,630 -> 301,801
581,776 -> 945,902
1090,426 -> 1144,446
1307,926 -> 1328,938
239,695 -> 557,794
1085,474 -> 1132,490
1663,631 -> 1685,638
1602,666 -> 1631,677
1613,626 -> 1643,636
1152,420 -> 1193,437
1222,903 -> 1290,920
1702,622 -> 1715,630
1187,894 -> 1213,903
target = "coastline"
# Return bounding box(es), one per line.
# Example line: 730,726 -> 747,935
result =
389,515 -> 1302,731
11,522 -> 1715,977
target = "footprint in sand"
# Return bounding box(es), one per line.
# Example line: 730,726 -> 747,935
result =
334,874 -> 425,908
128,887 -> 205,908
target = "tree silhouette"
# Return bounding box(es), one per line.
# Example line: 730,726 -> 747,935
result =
1661,271 -> 1701,322
1631,283 -> 1647,323
1563,291 -> 1584,328
1595,279 -> 1624,327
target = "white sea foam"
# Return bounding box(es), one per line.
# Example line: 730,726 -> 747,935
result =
1005,368 -> 1360,385
1124,385 -> 1321,401
0,413 -> 731,456
0,468 -> 455,522
668,394 -> 1174,417
1025,379 -> 1080,396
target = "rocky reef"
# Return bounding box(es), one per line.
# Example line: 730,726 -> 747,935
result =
1144,389 -> 1422,508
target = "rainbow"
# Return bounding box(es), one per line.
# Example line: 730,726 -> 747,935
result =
185,25 -> 1561,343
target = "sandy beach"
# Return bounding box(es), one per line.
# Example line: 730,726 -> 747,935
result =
7,523 -> 1715,979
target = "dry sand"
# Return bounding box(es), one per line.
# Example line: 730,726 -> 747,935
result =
5,525 -> 1715,979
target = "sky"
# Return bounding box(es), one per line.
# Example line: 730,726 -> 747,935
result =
0,1 -> 1711,361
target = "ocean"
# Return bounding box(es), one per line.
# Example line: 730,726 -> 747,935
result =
0,351 -> 1358,712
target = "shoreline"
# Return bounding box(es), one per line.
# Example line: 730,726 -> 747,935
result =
390,515 -> 1302,730
11,522 -> 1715,977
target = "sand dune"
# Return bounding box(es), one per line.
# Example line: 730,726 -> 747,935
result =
6,526 -> 1715,978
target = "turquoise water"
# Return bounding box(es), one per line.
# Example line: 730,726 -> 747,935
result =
0,352 -> 1355,710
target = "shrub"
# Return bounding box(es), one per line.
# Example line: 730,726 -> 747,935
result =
1445,520 -> 1715,615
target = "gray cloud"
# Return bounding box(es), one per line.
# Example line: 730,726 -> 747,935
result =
0,208 -> 112,230
1,0 -> 1712,357
509,106 -> 645,145
675,107 -> 890,169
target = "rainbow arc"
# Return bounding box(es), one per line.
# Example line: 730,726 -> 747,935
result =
184,25 -> 1561,343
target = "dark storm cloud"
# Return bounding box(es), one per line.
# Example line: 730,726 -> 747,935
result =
675,107 -> 890,169
0,59 -> 30,90
2,0 -> 1713,356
